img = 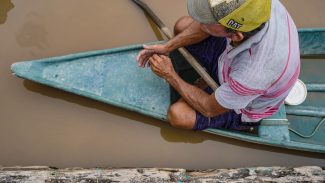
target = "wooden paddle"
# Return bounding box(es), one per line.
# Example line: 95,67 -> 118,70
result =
132,0 -> 219,90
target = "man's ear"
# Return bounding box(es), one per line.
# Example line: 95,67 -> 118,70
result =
229,32 -> 244,42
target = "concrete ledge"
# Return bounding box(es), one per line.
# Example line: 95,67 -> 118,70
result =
0,166 -> 324,182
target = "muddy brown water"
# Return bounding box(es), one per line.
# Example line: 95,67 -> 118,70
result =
1,0 -> 325,169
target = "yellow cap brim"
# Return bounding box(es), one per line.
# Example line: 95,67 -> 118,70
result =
218,0 -> 271,32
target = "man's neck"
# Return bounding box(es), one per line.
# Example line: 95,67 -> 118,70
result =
230,40 -> 243,47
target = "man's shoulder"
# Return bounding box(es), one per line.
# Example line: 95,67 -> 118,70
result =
229,57 -> 280,92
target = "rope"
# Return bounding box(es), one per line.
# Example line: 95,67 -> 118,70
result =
289,118 -> 325,138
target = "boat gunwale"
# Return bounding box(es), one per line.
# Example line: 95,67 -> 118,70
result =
298,27 -> 325,33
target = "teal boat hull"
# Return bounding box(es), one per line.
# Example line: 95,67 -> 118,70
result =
298,28 -> 325,56
11,29 -> 325,153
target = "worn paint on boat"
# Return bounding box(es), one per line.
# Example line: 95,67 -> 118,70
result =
11,29 -> 325,153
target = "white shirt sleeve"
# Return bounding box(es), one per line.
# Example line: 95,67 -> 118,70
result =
215,82 -> 261,110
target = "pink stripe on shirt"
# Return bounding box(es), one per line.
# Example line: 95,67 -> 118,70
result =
229,77 -> 265,96
240,106 -> 280,119
264,63 -> 300,98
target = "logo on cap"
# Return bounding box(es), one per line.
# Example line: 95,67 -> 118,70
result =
227,19 -> 242,29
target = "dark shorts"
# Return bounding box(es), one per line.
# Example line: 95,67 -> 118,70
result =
185,36 -> 259,131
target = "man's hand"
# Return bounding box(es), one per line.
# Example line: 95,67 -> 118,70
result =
148,54 -> 228,118
136,44 -> 170,68
148,54 -> 176,80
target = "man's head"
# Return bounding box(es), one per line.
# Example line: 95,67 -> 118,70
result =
188,0 -> 271,42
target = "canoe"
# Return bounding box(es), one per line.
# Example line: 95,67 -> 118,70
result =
11,28 -> 325,153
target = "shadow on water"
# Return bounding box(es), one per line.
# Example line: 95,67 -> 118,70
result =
22,79 -> 204,144
23,80 -> 325,159
0,0 -> 14,25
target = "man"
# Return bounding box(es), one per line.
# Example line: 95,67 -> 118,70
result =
136,0 -> 300,131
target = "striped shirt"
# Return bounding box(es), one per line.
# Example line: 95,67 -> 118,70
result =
215,0 -> 300,122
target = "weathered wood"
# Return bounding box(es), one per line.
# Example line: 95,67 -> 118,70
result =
0,166 -> 324,182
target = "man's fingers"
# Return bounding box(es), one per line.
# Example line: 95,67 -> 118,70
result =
148,55 -> 155,64
136,50 -> 145,63
137,50 -> 154,67
138,54 -> 146,67
136,48 -> 148,62
152,54 -> 163,61
160,54 -> 168,59
149,55 -> 159,67
143,56 -> 151,68
137,44 -> 168,68
149,60 -> 158,73
138,52 -> 146,66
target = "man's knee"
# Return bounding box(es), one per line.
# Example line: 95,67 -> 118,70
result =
167,104 -> 187,129
167,101 -> 196,130
174,16 -> 194,35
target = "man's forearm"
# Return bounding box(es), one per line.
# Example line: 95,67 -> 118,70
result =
166,73 -> 227,117
165,21 -> 209,52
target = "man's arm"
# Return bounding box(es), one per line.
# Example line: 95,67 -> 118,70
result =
164,20 -> 209,52
149,54 -> 229,117
137,20 -> 209,67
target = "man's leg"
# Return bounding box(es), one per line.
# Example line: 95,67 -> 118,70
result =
168,16 -> 227,130
168,98 -> 243,131
174,16 -> 194,36
167,99 -> 196,130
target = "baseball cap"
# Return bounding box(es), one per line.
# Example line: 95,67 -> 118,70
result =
188,0 -> 271,32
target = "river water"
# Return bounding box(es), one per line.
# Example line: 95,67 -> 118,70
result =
1,0 -> 325,169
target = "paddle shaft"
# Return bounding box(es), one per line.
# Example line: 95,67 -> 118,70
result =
132,0 -> 219,90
